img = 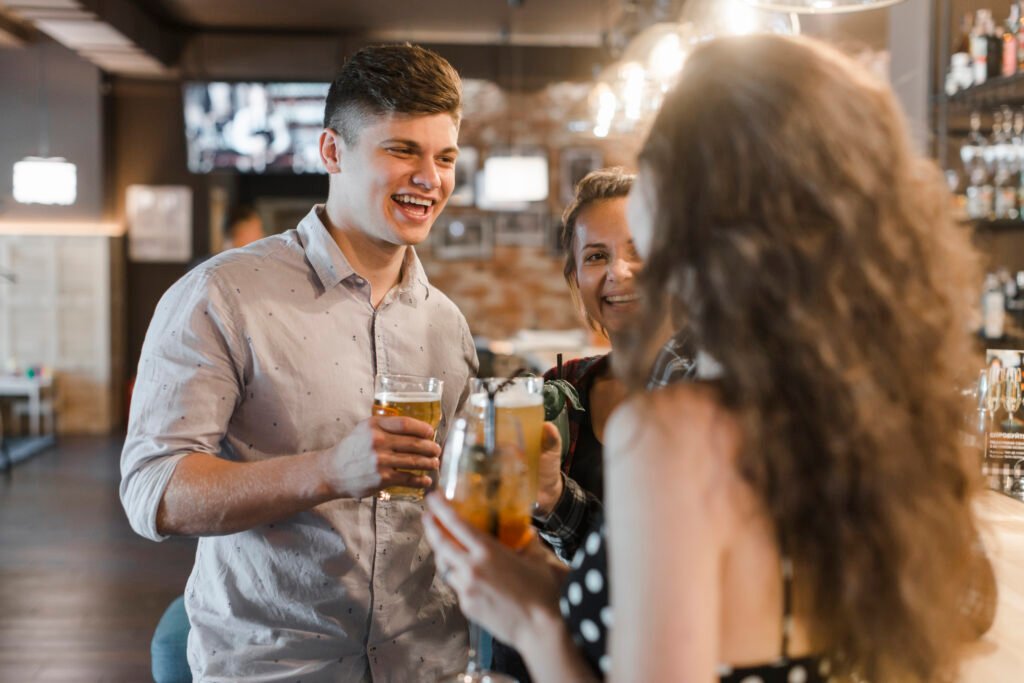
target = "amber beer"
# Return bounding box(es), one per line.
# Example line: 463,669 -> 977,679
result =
470,377 -> 545,502
372,374 -> 444,502
441,432 -> 535,550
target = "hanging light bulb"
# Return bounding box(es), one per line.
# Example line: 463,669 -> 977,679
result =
681,0 -> 800,43
13,41 -> 77,206
620,22 -> 694,91
741,0 -> 905,13
589,81 -> 618,138
584,0 -> 800,138
620,61 -> 649,123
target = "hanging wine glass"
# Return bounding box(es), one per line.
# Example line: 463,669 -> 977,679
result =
986,366 -> 1005,430
1003,367 -> 1022,432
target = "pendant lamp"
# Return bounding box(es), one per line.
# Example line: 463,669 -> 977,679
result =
741,0 -> 906,14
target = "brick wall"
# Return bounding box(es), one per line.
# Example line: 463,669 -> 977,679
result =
419,80 -> 641,340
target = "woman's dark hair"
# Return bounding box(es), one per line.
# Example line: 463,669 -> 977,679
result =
620,34 -> 992,682
324,43 -> 462,145
560,167 -> 635,331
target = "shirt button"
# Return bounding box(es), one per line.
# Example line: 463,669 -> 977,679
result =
353,277 -> 366,286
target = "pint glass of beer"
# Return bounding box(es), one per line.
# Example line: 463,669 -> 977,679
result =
372,373 -> 444,502
470,376 -> 545,503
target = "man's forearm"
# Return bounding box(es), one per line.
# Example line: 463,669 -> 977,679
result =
156,450 -> 337,537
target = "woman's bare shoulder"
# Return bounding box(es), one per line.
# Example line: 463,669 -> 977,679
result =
607,383 -> 739,458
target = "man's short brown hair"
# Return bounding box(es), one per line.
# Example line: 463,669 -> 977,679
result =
323,43 -> 462,145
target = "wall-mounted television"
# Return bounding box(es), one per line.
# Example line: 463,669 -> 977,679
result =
183,81 -> 329,174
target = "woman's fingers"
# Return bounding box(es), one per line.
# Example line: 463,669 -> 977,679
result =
424,494 -> 492,559
541,421 -> 561,451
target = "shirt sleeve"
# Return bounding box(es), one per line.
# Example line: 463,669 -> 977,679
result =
119,268 -> 246,542
533,473 -> 603,563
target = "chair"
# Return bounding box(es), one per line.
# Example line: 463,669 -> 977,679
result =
10,376 -> 56,436
151,595 -> 192,683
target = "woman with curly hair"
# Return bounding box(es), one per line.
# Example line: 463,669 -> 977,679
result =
425,33 -> 994,683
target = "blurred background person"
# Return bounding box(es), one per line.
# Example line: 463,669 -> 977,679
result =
221,203 -> 265,250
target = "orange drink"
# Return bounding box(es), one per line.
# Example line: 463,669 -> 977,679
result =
470,377 -> 544,503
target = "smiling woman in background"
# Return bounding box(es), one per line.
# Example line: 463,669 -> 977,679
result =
492,167 -> 691,682
531,168 -> 670,559
426,33 -> 995,683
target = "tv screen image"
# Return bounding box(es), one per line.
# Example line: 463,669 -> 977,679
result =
183,81 -> 329,174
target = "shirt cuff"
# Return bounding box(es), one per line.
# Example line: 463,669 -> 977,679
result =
533,472 -> 582,527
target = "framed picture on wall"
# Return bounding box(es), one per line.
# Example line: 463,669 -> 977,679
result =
495,210 -> 549,248
449,146 -> 478,207
559,148 -> 604,206
126,185 -> 193,263
433,212 -> 494,260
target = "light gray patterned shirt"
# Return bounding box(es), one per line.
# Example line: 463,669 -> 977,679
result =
121,206 -> 478,682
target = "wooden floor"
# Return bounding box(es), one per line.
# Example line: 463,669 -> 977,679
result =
0,436 -> 196,682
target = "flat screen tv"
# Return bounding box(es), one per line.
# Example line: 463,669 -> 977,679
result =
183,81 -> 329,174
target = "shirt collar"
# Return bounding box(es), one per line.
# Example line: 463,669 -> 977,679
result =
296,205 -> 430,299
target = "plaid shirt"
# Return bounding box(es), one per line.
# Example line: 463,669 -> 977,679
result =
534,332 -> 695,562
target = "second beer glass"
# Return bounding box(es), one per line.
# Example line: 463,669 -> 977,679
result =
470,376 -> 544,504
372,373 -> 443,502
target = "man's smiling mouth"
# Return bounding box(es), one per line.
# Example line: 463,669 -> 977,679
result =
392,194 -> 434,218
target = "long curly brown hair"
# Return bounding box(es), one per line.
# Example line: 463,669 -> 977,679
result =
620,34 -> 994,682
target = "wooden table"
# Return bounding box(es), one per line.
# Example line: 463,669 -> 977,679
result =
962,490 -> 1024,681
0,375 -> 52,436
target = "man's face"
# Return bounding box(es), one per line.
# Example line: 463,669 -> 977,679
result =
330,112 -> 459,246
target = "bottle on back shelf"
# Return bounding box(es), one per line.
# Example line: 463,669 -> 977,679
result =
1005,5 -> 1019,77
965,111 -> 993,220
988,12 -> 1004,80
983,273 -> 1007,340
973,9 -> 992,85
948,12 -> 974,93
1017,1 -> 1024,70
956,11 -> 973,55
994,108 -> 1019,218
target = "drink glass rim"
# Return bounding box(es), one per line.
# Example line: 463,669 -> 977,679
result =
375,372 -> 444,384
471,376 -> 543,390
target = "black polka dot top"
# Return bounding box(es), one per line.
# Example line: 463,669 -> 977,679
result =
559,510 -> 833,683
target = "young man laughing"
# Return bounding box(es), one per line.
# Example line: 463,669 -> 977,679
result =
121,44 -> 477,682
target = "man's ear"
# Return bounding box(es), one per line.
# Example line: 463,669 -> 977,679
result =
320,129 -> 342,173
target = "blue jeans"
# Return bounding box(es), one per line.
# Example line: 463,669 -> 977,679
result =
151,595 -> 191,683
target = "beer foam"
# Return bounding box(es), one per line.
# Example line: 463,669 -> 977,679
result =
470,391 -> 542,409
375,391 -> 442,403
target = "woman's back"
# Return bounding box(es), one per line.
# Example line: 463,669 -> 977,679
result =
605,382 -> 818,680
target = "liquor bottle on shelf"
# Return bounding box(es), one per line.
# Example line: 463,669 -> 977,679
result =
956,11 -> 973,55
965,111 -> 993,220
973,9 -> 992,85
988,11 -> 1004,80
947,12 -> 974,94
1017,1 -> 1024,71
1004,5 -> 1019,77
994,108 -> 1019,219
983,273 -> 1007,340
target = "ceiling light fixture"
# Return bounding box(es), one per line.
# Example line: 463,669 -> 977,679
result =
586,0 -> 798,138
741,0 -> 906,13
13,41 -> 76,206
